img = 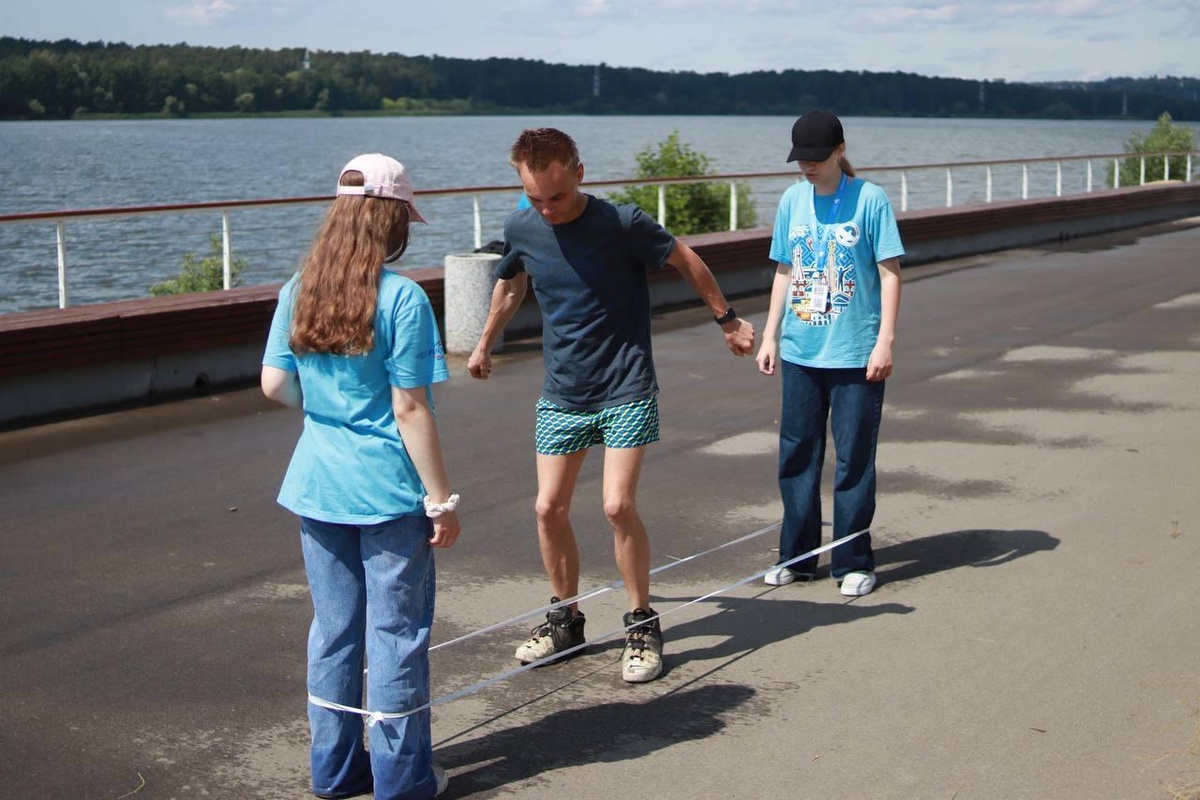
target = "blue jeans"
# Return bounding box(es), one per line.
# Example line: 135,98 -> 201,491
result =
300,514 -> 439,800
777,361 -> 884,579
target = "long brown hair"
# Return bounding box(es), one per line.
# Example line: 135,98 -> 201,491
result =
289,170 -> 412,355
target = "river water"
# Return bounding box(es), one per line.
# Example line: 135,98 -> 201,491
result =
0,115 -> 1193,314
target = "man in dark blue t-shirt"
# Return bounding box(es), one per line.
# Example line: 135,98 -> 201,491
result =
468,127 -> 755,683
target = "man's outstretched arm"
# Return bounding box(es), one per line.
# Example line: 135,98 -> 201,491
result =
665,240 -> 755,355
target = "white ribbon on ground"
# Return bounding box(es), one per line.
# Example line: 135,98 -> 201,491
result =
308,524 -> 869,725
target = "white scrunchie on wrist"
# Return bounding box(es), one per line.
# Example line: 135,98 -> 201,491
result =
423,493 -> 460,518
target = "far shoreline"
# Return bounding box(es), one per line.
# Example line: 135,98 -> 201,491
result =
0,110 -> 1182,124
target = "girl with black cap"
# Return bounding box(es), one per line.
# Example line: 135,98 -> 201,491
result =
756,111 -> 904,597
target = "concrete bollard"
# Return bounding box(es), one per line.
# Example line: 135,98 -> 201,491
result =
443,253 -> 501,355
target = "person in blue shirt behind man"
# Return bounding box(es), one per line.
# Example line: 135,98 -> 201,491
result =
467,127 -> 755,683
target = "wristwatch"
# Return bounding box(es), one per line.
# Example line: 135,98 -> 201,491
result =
713,306 -> 738,326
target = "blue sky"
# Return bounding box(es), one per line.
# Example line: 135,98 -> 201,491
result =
3,0 -> 1197,83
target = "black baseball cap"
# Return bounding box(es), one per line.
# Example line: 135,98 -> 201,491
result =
787,110 -> 845,162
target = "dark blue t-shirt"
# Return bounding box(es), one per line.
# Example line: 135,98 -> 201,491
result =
496,195 -> 676,411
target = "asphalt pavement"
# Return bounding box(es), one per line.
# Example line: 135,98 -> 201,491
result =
2,220 -> 1199,799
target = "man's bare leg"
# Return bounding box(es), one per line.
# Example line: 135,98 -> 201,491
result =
534,450 -> 588,612
602,446 -> 651,612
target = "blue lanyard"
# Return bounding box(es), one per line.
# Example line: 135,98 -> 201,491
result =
808,174 -> 848,278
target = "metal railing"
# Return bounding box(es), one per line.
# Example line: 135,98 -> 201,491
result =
1,149 -> 1195,311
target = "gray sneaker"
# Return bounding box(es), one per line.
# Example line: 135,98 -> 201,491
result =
621,608 -> 664,683
514,597 -> 586,664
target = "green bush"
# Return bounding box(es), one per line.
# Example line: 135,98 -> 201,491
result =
150,234 -> 245,296
161,95 -> 186,117
608,131 -> 757,235
1111,112 -> 1197,187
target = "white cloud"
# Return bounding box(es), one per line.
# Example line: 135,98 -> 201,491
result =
574,0 -> 616,17
165,0 -> 238,27
993,0 -> 1123,18
3,0 -> 1192,82
658,0 -> 802,10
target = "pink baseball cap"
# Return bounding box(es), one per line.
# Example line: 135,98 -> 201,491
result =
336,153 -> 427,223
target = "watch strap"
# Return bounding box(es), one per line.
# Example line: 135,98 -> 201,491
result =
713,306 -> 738,325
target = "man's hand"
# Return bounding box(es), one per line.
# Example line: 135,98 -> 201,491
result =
467,347 -> 493,380
721,318 -> 755,356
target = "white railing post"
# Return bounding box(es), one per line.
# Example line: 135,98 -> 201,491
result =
15,152 -> 1195,313
473,195 -> 483,250
1139,156 -> 1146,185
56,221 -> 69,308
729,181 -> 738,231
221,211 -> 233,290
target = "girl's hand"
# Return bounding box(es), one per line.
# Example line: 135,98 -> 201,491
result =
756,339 -> 779,376
429,511 -> 460,548
866,342 -> 893,382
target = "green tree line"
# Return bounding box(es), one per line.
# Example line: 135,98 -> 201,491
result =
2,36 -> 1198,121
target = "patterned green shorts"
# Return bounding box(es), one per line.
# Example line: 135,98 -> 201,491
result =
534,395 -> 660,456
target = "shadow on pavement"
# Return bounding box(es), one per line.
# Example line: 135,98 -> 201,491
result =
431,530 -> 1057,794
664,594 -> 916,665
875,527 -> 1059,585
435,682 -> 755,796
659,528 -> 1056,667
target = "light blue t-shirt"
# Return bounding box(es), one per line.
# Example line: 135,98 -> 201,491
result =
769,177 -> 905,368
262,270 -> 449,524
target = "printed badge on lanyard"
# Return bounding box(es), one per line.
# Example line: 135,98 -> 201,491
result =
791,173 -> 847,320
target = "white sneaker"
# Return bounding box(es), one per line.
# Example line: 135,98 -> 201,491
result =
765,565 -> 814,586
433,765 -> 449,797
764,565 -> 795,585
839,571 -> 876,596
621,608 -> 664,683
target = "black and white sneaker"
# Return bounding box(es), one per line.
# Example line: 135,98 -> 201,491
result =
514,597 -> 586,664
621,608 -> 664,683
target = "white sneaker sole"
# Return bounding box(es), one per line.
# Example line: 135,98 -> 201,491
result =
764,567 -> 795,586
622,661 -> 663,683
839,572 -> 877,596
765,567 -> 815,586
